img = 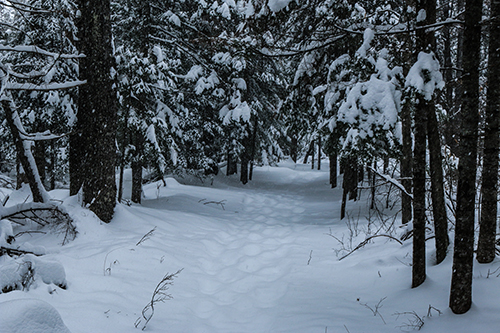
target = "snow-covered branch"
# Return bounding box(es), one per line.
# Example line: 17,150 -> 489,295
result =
0,44 -> 84,59
368,166 -> 413,199
5,80 -> 86,91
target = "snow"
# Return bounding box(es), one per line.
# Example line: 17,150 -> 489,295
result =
1,162 -> 500,332
406,51 -> 444,100
417,9 -> 427,22
356,28 -> 375,59
0,299 -> 71,333
267,0 -> 293,12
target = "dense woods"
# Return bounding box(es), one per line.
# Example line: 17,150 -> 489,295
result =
0,0 -> 499,316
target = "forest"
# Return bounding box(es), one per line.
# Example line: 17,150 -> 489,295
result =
0,0 -> 499,331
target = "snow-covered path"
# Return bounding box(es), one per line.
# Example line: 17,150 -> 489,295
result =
3,162 -> 500,333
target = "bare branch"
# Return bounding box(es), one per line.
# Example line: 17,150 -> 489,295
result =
339,234 -> 403,261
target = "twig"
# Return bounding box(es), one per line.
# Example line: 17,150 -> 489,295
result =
135,269 -> 183,331
136,227 -> 157,246
199,199 -> 226,210
307,250 -> 313,265
0,246 -> 43,257
359,297 -> 387,324
339,235 -> 403,261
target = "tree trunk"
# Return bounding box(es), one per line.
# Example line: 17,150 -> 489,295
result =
291,135 -> 298,163
48,141 -> 56,191
227,147 -> 237,176
117,163 -> 124,203
317,136 -> 321,170
477,0 -> 500,264
240,152 -> 249,185
2,100 -> 50,203
33,140 -> 46,187
401,25 -> 413,224
412,0 -> 438,288
412,95 -> 427,288
427,106 -> 449,264
329,153 -> 337,188
370,160 -> 376,210
131,161 -> 142,204
311,139 -> 315,170
75,0 -> 117,222
303,140 -> 314,164
449,0 -> 482,314
249,117 -> 257,181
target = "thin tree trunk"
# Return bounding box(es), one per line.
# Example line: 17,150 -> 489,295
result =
341,183 -> 348,220
401,20 -> 413,225
412,96 -> 427,288
33,140 -> 46,187
371,160 -> 376,210
227,147 -> 237,176
291,135 -> 298,163
477,0 -> 500,264
49,141 -> 56,191
449,0 -> 482,314
131,161 -> 142,204
411,0 -> 437,287
311,139 -> 315,170
317,136 -> 321,170
240,152 -> 249,185
329,153 -> 337,188
2,100 -> 50,203
303,140 -> 314,164
249,117 -> 257,181
427,106 -> 449,264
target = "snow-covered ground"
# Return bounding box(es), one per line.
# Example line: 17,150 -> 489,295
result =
1,161 -> 500,332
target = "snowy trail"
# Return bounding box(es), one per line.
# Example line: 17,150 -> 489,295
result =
4,162 -> 500,332
136,164 -> 344,332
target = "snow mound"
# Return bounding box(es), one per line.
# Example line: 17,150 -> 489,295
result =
0,299 -> 71,333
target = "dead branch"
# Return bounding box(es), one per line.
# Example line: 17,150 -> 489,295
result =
136,227 -> 157,246
0,246 -> 44,257
339,235 -> 403,261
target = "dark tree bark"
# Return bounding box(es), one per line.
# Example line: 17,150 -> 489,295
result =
131,131 -> 144,204
311,139 -> 315,170
317,136 -> 321,170
341,156 -> 358,220
33,140 -> 46,187
48,141 -> 56,191
227,147 -> 237,176
329,153 -> 337,188
303,140 -> 314,164
401,12 -> 414,225
401,98 -> 413,224
240,152 -> 249,185
412,0 -> 438,288
249,117 -> 258,181
412,92 -> 427,288
73,0 -> 117,222
427,107 -> 449,264
370,160 -> 376,210
477,0 -> 500,264
131,160 -> 142,204
449,0 -> 482,314
290,135 -> 298,163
